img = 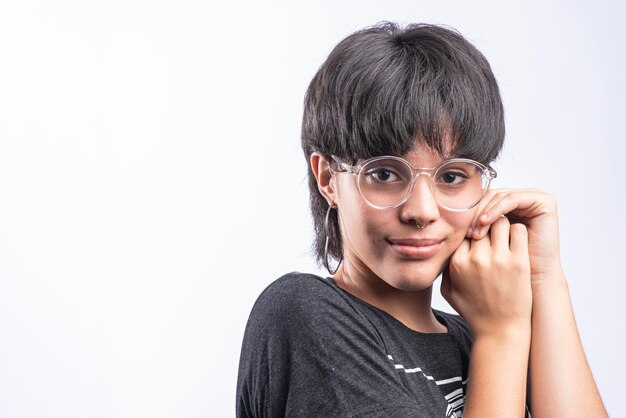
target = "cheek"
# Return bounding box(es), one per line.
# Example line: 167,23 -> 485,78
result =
348,203 -> 381,237
339,201 -> 389,255
444,210 -> 476,245
336,176 -> 381,240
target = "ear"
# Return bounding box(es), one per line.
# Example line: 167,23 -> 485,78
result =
310,152 -> 338,207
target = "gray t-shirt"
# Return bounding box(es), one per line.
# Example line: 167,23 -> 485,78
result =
236,272 -> 531,417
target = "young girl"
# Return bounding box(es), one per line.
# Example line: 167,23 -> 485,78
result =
236,22 -> 607,417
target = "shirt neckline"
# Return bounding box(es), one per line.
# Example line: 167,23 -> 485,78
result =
323,275 -> 456,337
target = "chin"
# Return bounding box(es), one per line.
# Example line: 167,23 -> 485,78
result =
383,263 -> 444,291
389,277 -> 438,292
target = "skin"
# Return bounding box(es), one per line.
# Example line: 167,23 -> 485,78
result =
311,142 -> 608,416
312,142 -> 477,333
465,188 -> 608,417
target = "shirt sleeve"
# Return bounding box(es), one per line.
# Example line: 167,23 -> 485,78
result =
236,273 -> 442,418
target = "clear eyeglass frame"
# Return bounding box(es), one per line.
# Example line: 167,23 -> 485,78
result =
329,154 -> 497,212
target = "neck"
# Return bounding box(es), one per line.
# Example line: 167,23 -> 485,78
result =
332,260 -> 448,334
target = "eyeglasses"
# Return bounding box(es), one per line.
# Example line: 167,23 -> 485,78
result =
330,154 -> 497,211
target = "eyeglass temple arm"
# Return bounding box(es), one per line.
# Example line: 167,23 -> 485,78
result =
330,155 -> 359,174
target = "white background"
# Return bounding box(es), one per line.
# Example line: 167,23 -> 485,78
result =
0,1 -> 624,417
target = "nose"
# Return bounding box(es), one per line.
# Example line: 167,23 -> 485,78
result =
398,174 -> 440,227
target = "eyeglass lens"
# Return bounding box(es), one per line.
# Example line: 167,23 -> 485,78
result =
359,158 -> 489,209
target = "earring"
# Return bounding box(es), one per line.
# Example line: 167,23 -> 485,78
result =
323,204 -> 343,275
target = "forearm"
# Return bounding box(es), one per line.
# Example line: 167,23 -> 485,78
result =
529,272 -> 607,417
463,326 -> 531,418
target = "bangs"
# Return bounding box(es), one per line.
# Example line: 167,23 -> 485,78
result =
302,22 -> 504,165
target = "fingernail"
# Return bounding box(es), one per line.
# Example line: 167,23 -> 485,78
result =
481,213 -> 490,221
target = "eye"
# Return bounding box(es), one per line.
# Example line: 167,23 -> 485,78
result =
436,170 -> 468,186
365,168 -> 401,183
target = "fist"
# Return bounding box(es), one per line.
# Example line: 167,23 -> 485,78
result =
442,217 -> 533,339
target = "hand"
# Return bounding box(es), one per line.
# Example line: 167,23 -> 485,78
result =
467,188 -> 563,285
441,216 -> 532,339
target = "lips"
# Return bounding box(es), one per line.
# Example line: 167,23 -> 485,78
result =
388,238 -> 443,246
387,238 -> 443,259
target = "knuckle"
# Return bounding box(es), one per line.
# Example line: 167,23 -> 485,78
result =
507,250 -> 529,270
512,257 -> 530,274
494,191 -> 509,201
548,194 -> 558,206
491,254 -> 504,268
449,253 -> 463,270
472,253 -> 490,269
492,253 -> 510,268
542,193 -> 558,212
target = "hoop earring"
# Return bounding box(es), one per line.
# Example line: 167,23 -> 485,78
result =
323,204 -> 343,275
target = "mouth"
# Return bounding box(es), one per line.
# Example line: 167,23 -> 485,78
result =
387,238 -> 443,260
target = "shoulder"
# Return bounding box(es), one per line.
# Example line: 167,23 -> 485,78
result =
237,273 -> 390,416
257,271 -> 337,304
250,271 -> 344,322
238,273 -> 421,416
242,271 -> 368,346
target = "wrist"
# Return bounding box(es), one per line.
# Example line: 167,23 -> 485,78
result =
531,263 -> 566,286
532,275 -> 570,306
473,320 -> 532,343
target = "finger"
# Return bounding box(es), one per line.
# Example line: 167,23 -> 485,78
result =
478,191 -> 514,226
469,189 -> 514,239
509,222 -> 529,254
453,237 -> 471,256
467,188 -> 505,237
469,228 -> 491,253
478,189 -> 554,227
474,189 -> 554,240
448,239 -> 470,275
489,216 -> 511,252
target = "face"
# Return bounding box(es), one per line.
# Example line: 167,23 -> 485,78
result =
332,143 -> 478,291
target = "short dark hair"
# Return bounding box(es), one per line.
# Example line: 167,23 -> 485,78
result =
301,22 -> 505,269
